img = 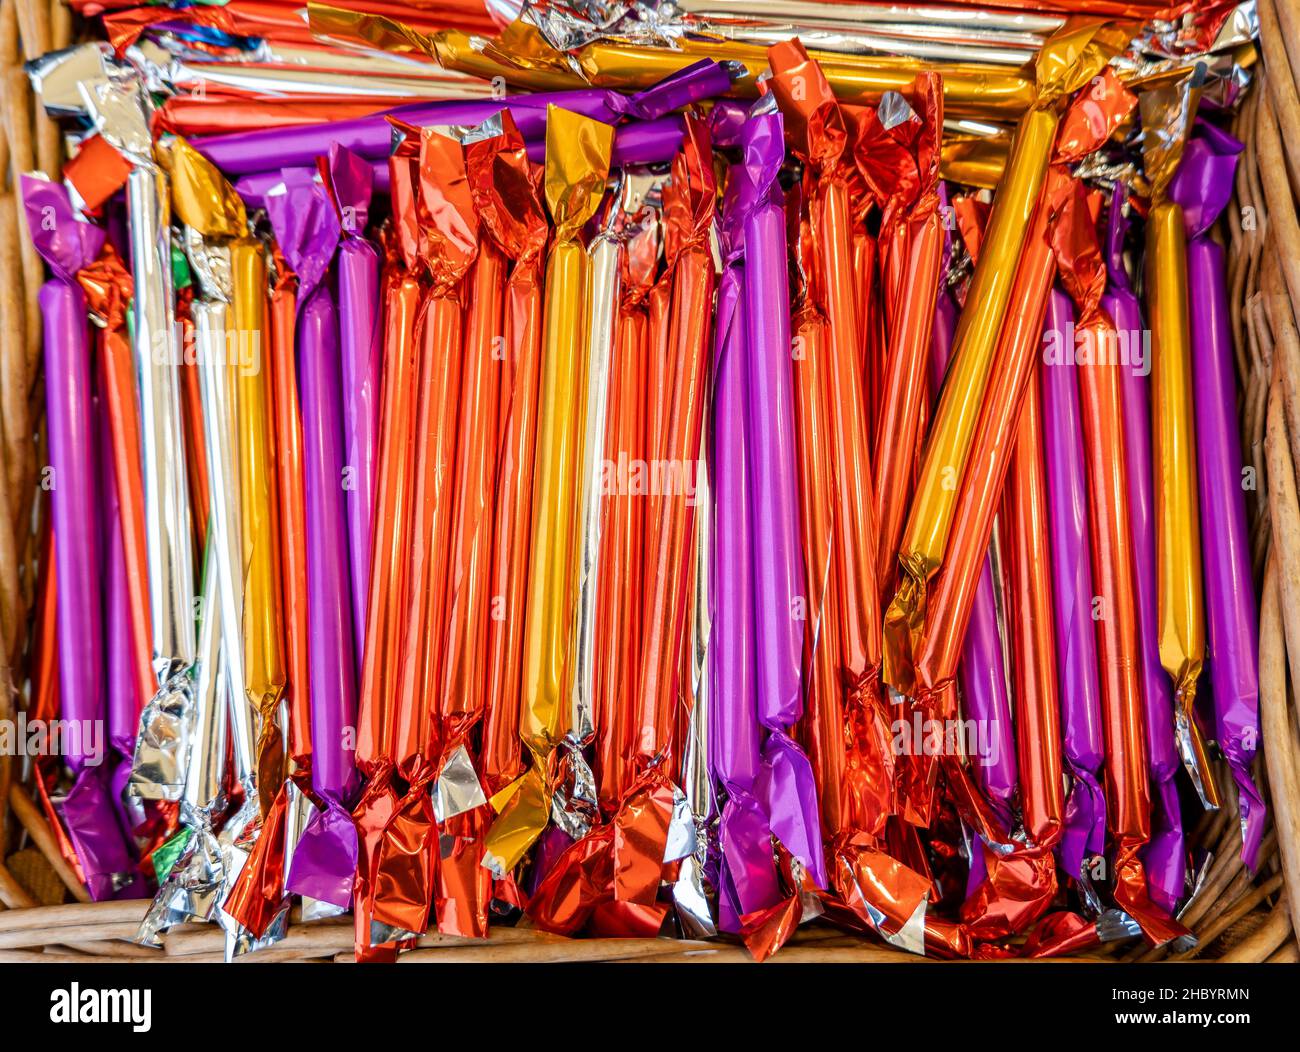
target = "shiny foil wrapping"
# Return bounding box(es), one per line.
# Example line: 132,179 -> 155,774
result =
22,175 -> 137,898
1003,369 -> 1065,852
483,106 -> 612,878
882,21 -> 1124,693
739,108 -> 825,886
1141,76 -> 1220,812
265,174 -> 362,912
374,124 -> 478,937
1105,189 -> 1184,915
1041,289 -> 1107,882
1172,123 -> 1265,868
712,163 -> 780,929
98,82 -> 199,804
232,237 -> 288,816
325,145 -> 384,664
478,113 -> 550,803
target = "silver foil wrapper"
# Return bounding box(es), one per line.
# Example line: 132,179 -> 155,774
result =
193,293 -> 257,786
136,558 -> 229,946
672,409 -> 715,937
569,226 -> 623,748
84,69 -> 200,800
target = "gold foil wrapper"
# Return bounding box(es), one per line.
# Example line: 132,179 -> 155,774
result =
232,239 -> 287,813
483,107 -> 613,875
579,39 -> 1034,119
1146,201 -> 1218,810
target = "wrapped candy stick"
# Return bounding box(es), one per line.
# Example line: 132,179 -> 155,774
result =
161,138 -> 257,797
632,115 -> 716,783
769,41 -> 880,712
78,246 -> 154,722
265,175 -> 362,913
1172,123 -> 1265,869
864,74 -> 944,594
1106,190 -> 1184,915
930,286 -> 1017,828
1002,368 -> 1065,853
352,149 -> 425,958
373,124 -> 478,937
882,21 -> 1126,691
1058,172 -> 1186,948
432,124 -> 512,938
482,107 -> 612,878
559,174 -> 627,841
1140,76 -> 1221,811
739,107 -> 824,887
323,144 -> 383,662
265,242 -> 311,789
232,231 -> 288,817
1040,289 -> 1107,882
478,114 -> 550,804
192,89 -> 623,175
596,179 -> 662,814
713,152 -> 781,931
22,175 -> 136,899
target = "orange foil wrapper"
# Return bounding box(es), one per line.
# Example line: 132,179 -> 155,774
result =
1002,374 -> 1065,849
477,114 -> 550,801
352,164 -> 425,958
862,74 -> 945,597
268,249 -> 313,781
769,40 -> 882,695
78,246 -> 154,714
634,116 -> 716,779
374,124 -> 478,937
596,199 -> 659,813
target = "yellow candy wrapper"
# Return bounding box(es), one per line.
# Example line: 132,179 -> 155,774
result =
483,106 -> 613,877
881,20 -> 1129,693
1141,71 -> 1220,810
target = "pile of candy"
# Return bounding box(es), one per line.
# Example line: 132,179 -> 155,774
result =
18,0 -> 1266,961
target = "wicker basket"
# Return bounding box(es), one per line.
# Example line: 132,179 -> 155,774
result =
1,0 -> 1299,964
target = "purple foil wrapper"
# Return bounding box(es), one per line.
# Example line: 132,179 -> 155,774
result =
930,284 -> 1017,823
739,110 -> 824,889
24,176 -> 135,898
197,63 -> 734,178
1105,189 -> 1184,912
326,145 -> 383,664
626,59 -> 733,120
268,178 -> 360,907
1174,130 -> 1264,871
102,407 -> 137,764
194,89 -> 622,174
710,170 -> 780,931
234,116 -> 689,210
1040,290 -> 1106,880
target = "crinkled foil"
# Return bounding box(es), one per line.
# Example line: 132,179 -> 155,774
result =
673,421 -> 714,937
136,559 -> 228,945
89,70 -> 199,800
194,300 -> 257,786
568,203 -> 624,753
